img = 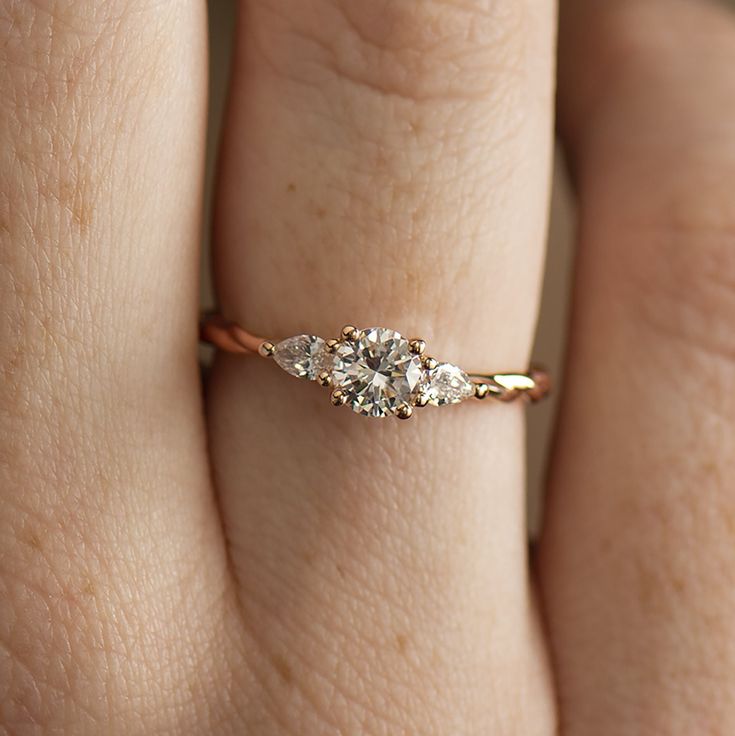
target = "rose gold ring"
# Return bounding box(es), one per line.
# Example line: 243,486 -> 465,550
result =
200,313 -> 550,420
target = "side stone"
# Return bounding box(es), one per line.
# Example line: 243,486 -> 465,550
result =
273,335 -> 332,380
425,363 -> 475,406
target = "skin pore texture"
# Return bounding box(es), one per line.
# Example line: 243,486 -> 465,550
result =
1,0 -> 735,734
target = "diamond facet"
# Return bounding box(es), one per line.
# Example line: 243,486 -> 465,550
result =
273,335 -> 332,380
425,363 -> 475,406
331,327 -> 424,417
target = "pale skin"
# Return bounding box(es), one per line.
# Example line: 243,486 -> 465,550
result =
2,0 -> 735,732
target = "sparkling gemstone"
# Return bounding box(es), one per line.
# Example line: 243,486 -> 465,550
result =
331,327 -> 424,417
273,335 -> 332,380
425,363 -> 475,406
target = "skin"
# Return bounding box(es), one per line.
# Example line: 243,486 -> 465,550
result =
0,0 -> 733,733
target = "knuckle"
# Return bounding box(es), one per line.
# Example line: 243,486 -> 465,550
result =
249,0 -> 530,103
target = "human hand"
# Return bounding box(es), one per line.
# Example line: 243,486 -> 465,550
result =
2,0 -> 734,733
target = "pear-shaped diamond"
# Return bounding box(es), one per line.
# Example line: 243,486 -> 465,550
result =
273,335 -> 332,380
425,363 -> 475,406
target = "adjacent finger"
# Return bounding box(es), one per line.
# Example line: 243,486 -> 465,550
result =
210,0 -> 556,732
0,3 -> 228,731
540,0 -> 735,732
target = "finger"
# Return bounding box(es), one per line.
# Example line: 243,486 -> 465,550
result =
540,0 -> 735,732
0,3 -> 228,731
210,1 -> 556,732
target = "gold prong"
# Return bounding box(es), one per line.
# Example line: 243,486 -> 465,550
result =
395,404 -> 413,420
330,389 -> 347,406
474,383 -> 490,400
409,339 -> 426,355
341,325 -> 358,341
422,356 -> 438,371
317,371 -> 332,387
259,341 -> 276,358
325,338 -> 340,353
414,393 -> 430,408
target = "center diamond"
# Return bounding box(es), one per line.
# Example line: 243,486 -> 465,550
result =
331,327 -> 424,417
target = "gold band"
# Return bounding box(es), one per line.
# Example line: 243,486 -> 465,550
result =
200,313 -> 550,417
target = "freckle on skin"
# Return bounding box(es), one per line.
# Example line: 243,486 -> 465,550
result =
336,563 -> 346,579
80,576 -> 96,596
287,182 -> 296,193
26,533 -> 42,550
396,634 -> 408,655
272,654 -> 293,685
635,559 -> 661,614
316,207 -> 327,219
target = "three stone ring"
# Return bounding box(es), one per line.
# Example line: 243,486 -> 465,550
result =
200,314 -> 550,420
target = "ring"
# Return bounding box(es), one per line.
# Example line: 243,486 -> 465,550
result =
200,314 -> 550,420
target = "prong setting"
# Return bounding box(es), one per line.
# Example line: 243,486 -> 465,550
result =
414,393 -> 430,408
422,356 -> 438,371
408,339 -> 426,355
330,389 -> 347,406
325,338 -> 340,353
395,404 -> 413,420
341,325 -> 358,341
317,370 -> 332,387
258,341 -> 276,358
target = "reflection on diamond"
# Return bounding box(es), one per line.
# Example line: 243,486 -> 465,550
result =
273,335 -> 332,380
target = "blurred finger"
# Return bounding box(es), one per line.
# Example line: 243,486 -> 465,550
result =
541,0 -> 735,732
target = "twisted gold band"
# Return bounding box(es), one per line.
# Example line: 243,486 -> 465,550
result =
200,313 -> 550,418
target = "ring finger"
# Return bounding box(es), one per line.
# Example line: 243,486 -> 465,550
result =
210,2 -> 556,732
